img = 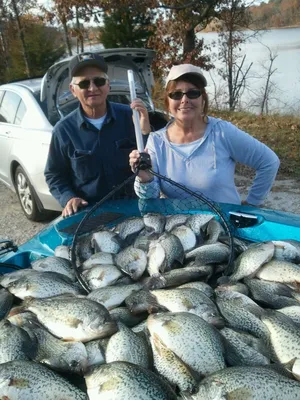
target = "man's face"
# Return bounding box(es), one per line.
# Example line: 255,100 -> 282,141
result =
70,66 -> 110,111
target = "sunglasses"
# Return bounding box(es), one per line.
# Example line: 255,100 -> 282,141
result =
73,77 -> 107,90
168,89 -> 202,100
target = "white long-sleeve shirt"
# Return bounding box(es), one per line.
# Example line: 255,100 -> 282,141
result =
134,116 -> 280,206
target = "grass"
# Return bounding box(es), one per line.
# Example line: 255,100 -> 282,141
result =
152,82 -> 300,180
210,110 -> 300,180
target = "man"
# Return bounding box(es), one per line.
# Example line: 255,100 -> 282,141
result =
44,52 -> 151,217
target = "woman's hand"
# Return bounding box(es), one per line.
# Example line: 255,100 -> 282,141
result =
130,98 -> 151,135
129,150 -> 153,182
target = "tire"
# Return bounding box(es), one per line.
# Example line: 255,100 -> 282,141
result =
14,165 -> 47,221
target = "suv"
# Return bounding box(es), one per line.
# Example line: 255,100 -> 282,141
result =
0,48 -> 167,221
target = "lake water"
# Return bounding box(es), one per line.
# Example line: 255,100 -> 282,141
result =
196,27 -> 300,114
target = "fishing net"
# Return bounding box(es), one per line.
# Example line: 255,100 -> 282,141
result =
70,163 -> 237,293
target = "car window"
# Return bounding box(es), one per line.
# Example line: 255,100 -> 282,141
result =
14,100 -> 26,125
0,91 -> 21,123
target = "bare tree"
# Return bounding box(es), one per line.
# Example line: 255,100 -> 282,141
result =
259,44 -> 278,114
217,0 -> 258,110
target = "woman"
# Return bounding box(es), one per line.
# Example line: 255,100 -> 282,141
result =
129,64 -> 280,206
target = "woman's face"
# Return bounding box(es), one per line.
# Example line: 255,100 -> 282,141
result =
167,80 -> 204,123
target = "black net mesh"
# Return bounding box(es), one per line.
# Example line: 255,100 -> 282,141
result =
70,171 -> 237,293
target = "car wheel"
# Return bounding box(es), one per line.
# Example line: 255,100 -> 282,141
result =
14,166 -> 46,221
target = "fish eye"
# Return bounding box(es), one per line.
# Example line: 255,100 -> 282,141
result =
69,360 -> 79,368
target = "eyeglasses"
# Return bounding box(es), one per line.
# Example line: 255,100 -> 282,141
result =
168,89 -> 202,100
73,77 -> 107,90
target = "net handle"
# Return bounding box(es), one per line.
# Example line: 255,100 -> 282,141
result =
127,69 -> 145,152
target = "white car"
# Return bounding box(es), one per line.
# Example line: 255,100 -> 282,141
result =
0,48 -> 166,221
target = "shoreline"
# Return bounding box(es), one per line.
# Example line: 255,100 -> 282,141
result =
200,24 -> 300,34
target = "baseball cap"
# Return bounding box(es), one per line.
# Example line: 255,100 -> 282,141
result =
165,64 -> 207,87
69,52 -> 108,77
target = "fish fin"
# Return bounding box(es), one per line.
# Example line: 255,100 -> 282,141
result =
7,305 -> 26,316
282,357 -> 298,371
227,387 -> 253,400
142,274 -> 167,290
67,317 -> 82,328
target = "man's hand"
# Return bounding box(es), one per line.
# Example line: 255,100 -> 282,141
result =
130,98 -> 151,134
62,197 -> 88,218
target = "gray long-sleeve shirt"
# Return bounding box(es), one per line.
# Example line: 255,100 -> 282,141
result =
134,116 -> 280,206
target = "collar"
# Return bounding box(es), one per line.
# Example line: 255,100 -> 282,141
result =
76,101 -> 116,130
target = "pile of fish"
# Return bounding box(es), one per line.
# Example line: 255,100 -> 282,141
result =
1,211 -> 300,399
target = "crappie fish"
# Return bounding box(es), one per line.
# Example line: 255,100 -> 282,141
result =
115,246 -> 147,280
178,281 -> 214,299
0,269 -> 40,288
147,233 -> 184,276
133,229 -> 159,252
54,244 -> 70,260
170,225 -> 197,252
85,361 -> 177,400
85,338 -> 108,368
261,310 -> 300,363
272,240 -> 300,263
31,256 -> 75,281
216,298 -> 269,341
0,319 -> 35,363
147,312 -> 225,376
150,334 -> 199,394
143,212 -> 166,234
165,214 -> 189,232
113,216 -> 145,242
87,283 -> 143,310
91,230 -> 122,254
186,243 -> 230,264
82,264 -> 124,290
23,295 -> 117,342
184,260 -> 214,281
229,241 -> 275,282
105,322 -> 151,368
82,252 -> 114,270
125,289 -> 168,315
75,234 -> 94,262
186,214 -> 215,235
109,307 -> 147,327
220,327 -> 269,367
277,305 -> 300,326
245,278 -> 299,308
215,287 -> 264,317
256,259 -> 300,284
216,281 -> 250,296
0,360 -> 86,399
187,366 -> 300,400
23,319 -> 88,374
7,271 -> 83,299
150,288 -> 224,327
0,288 -> 14,319
205,218 -> 225,244
143,265 -> 212,290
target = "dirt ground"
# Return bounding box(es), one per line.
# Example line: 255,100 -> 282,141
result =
0,175 -> 300,246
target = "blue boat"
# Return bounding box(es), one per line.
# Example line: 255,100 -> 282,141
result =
0,198 -> 299,271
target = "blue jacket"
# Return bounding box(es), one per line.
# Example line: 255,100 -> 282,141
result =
135,117 -> 280,206
45,102 -> 145,207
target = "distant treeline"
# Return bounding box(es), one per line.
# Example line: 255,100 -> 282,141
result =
249,0 -> 300,29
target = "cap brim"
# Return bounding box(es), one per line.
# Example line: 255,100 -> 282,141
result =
166,72 -> 207,87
